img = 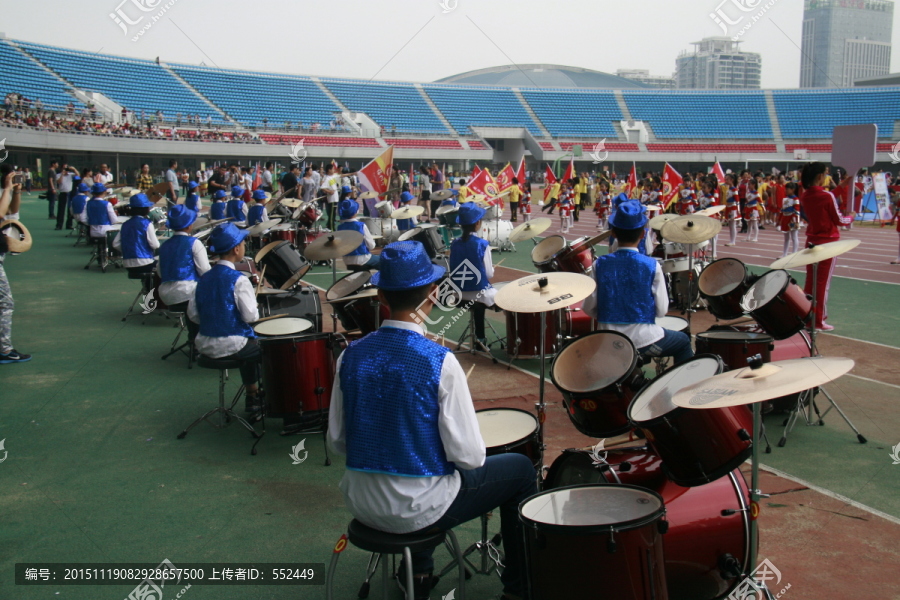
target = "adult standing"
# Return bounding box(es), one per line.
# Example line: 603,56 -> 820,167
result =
165,159 -> 180,207
206,165 -> 229,198
0,167 -> 31,363
508,177 -> 522,222
137,164 -> 153,193
280,165 -> 301,200
417,165 -> 434,221
46,160 -> 58,223
300,167 -> 318,203
97,164 -> 114,186
320,164 -> 341,230
798,162 -> 853,332
54,164 -> 76,230
261,162 -> 274,193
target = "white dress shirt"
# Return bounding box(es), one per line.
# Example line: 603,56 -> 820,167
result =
340,219 -> 377,266
328,320 -> 486,534
459,234 -> 496,307
88,200 -> 121,239
321,174 -> 340,204
187,260 -> 259,358
113,221 -> 161,268
582,247 -> 668,349
158,232 -> 212,305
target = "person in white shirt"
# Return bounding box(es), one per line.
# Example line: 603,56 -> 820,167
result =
158,205 -> 211,343
336,198 -> 378,269
113,193 -> 160,274
0,166 -> 31,363
449,203 -> 496,349
261,162 -> 274,193
97,164 -> 114,186
85,183 -> 120,241
187,223 -> 263,416
582,200 -> 693,365
320,164 -> 341,230
328,241 -> 535,600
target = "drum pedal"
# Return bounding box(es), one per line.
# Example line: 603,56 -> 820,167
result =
717,553 -> 743,579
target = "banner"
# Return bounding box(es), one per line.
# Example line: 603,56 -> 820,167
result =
495,163 -> 516,192
467,168 -> 500,198
625,163 -> 638,197
357,146 -> 394,196
543,164 -> 558,202
662,163 -> 683,209
561,158 -> 575,184
873,172 -> 893,221
516,156 -> 526,189
712,161 -> 726,183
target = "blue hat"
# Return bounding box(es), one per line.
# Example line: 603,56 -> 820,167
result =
91,183 -> 107,195
73,176 -> 82,182
208,222 -> 249,254
609,200 -> 648,230
252,189 -> 269,201
400,191 -> 414,203
371,241 -> 446,291
187,180 -> 199,190
213,190 -> 227,200
341,185 -> 352,195
129,193 -> 153,208
167,204 -> 198,230
612,193 -> 630,207
77,182 -> 90,193
339,199 -> 359,220
457,202 -> 485,226
231,185 -> 244,197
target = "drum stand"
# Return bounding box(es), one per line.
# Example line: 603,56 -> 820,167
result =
438,512 -> 504,581
453,303 -> 500,365
777,258 -> 866,448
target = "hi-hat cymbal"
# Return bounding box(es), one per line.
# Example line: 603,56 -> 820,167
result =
432,190 -> 455,201
672,356 -> 855,409
696,205 -> 726,217
495,272 -> 596,313
436,205 -> 459,216
770,239 -> 861,270
304,230 -> 365,260
248,218 -> 282,237
359,191 -> 381,200
649,213 -> 680,231
660,215 -> 722,245
281,198 -> 302,208
391,205 -> 425,220
0,219 -> 32,253
509,218 -> 552,243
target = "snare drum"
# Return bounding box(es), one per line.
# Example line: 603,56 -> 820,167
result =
555,236 -> 596,274
519,485 -> 668,600
361,217 -> 399,245
699,258 -> 753,320
656,315 -> 689,336
398,224 -> 445,259
254,317 -> 313,338
661,256 -> 691,274
476,408 -> 540,467
268,223 -> 296,245
741,269 -> 811,340
563,301 -> 594,339
531,236 -> 568,272
375,200 -> 393,218
545,447 -> 752,600
653,241 -> 686,259
258,329 -> 336,418
296,203 -> 320,228
255,241 -> 310,289
551,331 -> 646,438
326,272 -> 387,335
260,286 -> 323,332
695,330 -> 773,371
628,355 -> 752,487
506,310 -> 560,359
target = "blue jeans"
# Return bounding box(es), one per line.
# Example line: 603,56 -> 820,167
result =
639,329 -> 693,365
412,454 -> 536,596
363,254 -> 380,269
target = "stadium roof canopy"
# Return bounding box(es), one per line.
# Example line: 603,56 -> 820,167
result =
434,64 -> 652,89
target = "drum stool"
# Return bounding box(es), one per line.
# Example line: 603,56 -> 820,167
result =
122,272 -> 156,321
176,355 -> 264,455
160,307 -> 195,369
72,222 -> 89,246
454,302 -> 501,365
325,519 -> 467,600
84,236 -> 118,273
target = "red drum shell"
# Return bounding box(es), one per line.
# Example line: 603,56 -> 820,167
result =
741,270 -> 812,340
555,237 -> 596,274
694,330 -> 773,371
506,310 -> 560,359
260,332 -> 335,417
698,258 -> 752,320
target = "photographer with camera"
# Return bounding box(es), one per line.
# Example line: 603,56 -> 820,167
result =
0,164 -> 31,363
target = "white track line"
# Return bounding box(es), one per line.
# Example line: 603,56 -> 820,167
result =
845,374 -> 900,390
821,332 -> 900,351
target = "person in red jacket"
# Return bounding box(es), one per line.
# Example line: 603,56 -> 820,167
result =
798,162 -> 853,331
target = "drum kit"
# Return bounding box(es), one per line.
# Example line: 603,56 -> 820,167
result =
478,265 -> 859,599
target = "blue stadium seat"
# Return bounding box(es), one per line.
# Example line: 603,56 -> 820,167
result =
520,89 -> 622,137
773,88 -> 900,138
321,79 -> 448,134
422,85 -> 542,135
0,40 -> 84,112
623,91 -> 773,139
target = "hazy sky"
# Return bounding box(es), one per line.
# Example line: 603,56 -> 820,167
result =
2,0 -> 899,88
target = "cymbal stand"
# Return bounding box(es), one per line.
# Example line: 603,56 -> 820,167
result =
535,279 -> 549,488
777,256 -> 866,447
684,243 -> 696,334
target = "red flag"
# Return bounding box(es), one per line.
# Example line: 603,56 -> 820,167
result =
516,156 -> 526,189
712,161 -> 726,183
562,158 -> 575,184
496,163 -> 516,192
543,164 -> 558,202
357,146 -> 394,195
626,163 -> 638,197
662,163 -> 683,209
467,168 -> 500,198
471,164 -> 482,179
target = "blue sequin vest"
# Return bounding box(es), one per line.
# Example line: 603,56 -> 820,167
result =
226,199 -> 246,223
195,265 -> 255,338
341,328 -> 454,477
159,235 -> 199,283
121,217 -> 154,259
449,235 -> 490,291
210,201 -> 227,221
337,220 -> 368,256
70,193 -> 88,215
593,250 -> 657,325
248,204 -> 266,226
86,199 -> 111,225
185,193 -> 200,212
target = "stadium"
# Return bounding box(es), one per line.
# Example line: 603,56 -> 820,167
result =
2,9 -> 900,600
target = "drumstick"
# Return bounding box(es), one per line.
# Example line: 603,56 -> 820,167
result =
256,265 -> 267,295
494,258 -> 506,268
252,313 -> 289,325
465,364 -> 476,380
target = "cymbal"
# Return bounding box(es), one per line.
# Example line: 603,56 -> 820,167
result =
495,272 -> 596,313
391,205 -> 425,220
509,218 -> 552,243
304,230 -> 365,260
327,288 -> 378,303
195,218 -> 232,231
672,357 -> 855,409
359,191 -> 380,200
649,213 -> 679,231
281,199 -> 302,208
770,239 -> 861,270
436,205 -> 459,216
696,205 -> 725,217
256,287 -> 288,295
431,190 -> 455,201
644,205 -> 662,212
248,218 -> 282,237
660,215 -> 722,245
0,219 -> 32,253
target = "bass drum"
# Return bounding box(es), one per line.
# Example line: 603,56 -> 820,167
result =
545,446 -> 752,600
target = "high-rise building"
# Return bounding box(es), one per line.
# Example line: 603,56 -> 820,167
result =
616,69 -> 676,89
801,0 -> 894,88
675,38 -> 762,89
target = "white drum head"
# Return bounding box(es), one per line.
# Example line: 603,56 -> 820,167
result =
741,270 -> 788,313
553,332 -> 635,393
699,259 -> 746,296
520,486 -> 662,527
476,409 -> 537,449
271,223 -> 293,231
656,316 -> 688,331
532,236 -> 567,263
254,317 -> 313,337
629,356 -> 722,422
